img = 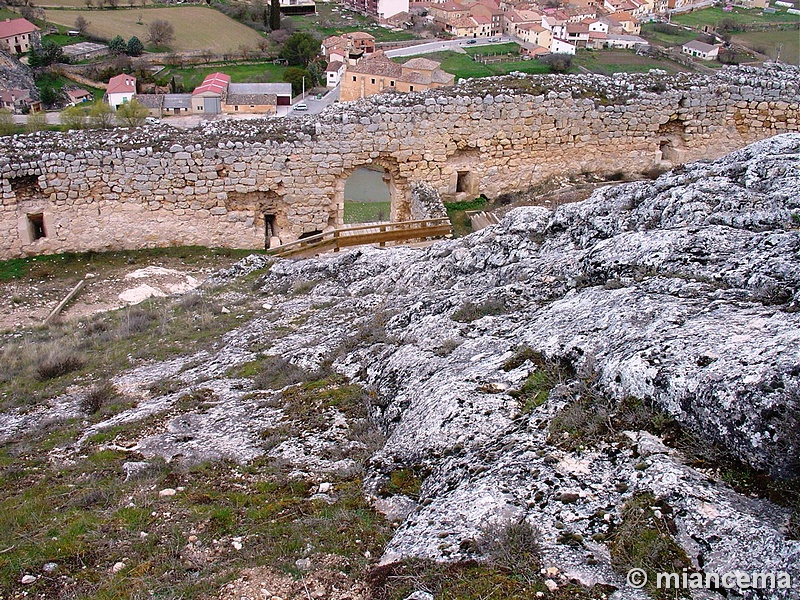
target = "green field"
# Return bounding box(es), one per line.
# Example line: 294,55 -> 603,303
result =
465,42 -> 521,56
158,61 -> 287,90
733,28 -> 799,64
344,201 -> 391,223
290,3 -> 415,42
43,6 -> 267,52
398,51 -> 549,80
640,22 -> 696,47
573,49 -> 690,74
673,6 -> 800,28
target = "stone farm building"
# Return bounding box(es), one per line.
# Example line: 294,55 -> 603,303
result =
0,18 -> 39,55
339,52 -> 455,102
130,73 -> 293,116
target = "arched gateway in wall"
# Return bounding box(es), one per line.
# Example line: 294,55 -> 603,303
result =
0,65 -> 798,260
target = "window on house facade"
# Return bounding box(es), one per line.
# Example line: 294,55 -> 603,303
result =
371,78 -> 375,84
235,106 -> 239,111
352,76 -> 357,81
410,85 -> 414,91
390,80 -> 395,86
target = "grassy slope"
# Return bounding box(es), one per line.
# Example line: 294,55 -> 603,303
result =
43,6 -> 266,53
289,3 -> 415,42
397,51 -> 550,80
733,29 -> 799,64
640,23 -> 696,47
672,5 -> 800,27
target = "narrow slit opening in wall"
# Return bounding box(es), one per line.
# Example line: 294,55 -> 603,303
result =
264,214 -> 276,249
28,213 -> 46,240
456,171 -> 470,193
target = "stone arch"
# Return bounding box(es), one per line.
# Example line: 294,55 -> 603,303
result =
334,156 -> 410,226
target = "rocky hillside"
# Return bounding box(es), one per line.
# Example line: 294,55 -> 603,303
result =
0,49 -> 37,100
0,134 -> 798,599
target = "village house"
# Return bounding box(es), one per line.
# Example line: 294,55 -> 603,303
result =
342,0 -> 410,21
682,39 -> 720,60
322,32 -> 376,65
191,72 -> 230,114
0,19 -> 41,54
326,60 -> 345,87
106,74 -> 136,110
516,22 -> 552,48
0,88 -> 40,113
65,88 -> 92,106
0,18 -> 39,55
339,52 -> 454,102
224,83 -> 292,114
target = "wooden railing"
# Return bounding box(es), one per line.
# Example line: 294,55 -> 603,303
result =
266,218 -> 453,258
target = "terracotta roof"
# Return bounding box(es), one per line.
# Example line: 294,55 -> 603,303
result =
451,15 -> 478,27
192,72 -> 230,96
326,60 -> 344,72
403,57 -> 440,70
438,2 -> 467,10
472,14 -> 491,23
518,22 -> 546,31
66,88 -> 92,101
0,88 -> 31,103
107,74 -> 136,94
322,35 -> 345,48
132,94 -> 163,109
349,52 -> 403,77
228,82 -> 291,96
566,22 -> 589,33
0,18 -> 38,39
588,31 -> 608,39
226,93 -> 277,106
344,31 -> 375,40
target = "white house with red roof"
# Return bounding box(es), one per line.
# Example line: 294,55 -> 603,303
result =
0,18 -> 39,55
106,74 -> 136,110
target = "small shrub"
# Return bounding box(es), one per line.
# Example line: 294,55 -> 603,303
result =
479,519 -> 542,577
451,298 -> 507,322
35,347 -> 85,381
251,355 -> 311,390
609,493 -> 691,600
547,394 -> 613,451
511,370 -> 553,413
81,381 -> 117,415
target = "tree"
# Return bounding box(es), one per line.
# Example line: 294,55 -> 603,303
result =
88,100 -> 114,128
543,53 -> 572,74
39,84 -> 60,107
29,41 -> 65,67
26,111 -> 47,133
717,48 -> 739,65
0,109 -> 15,136
270,0 -> 280,31
282,66 -> 310,95
106,0 -> 119,8
148,19 -> 175,47
116,99 -> 149,127
127,36 -> 144,56
61,105 -> 88,129
74,15 -> 90,35
280,32 -> 318,67
109,34 -> 126,54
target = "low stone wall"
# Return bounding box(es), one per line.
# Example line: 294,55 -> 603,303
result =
1,64 -> 798,259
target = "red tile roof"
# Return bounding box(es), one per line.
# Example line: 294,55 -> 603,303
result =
192,72 -> 231,96
107,74 -> 136,94
0,18 -> 39,39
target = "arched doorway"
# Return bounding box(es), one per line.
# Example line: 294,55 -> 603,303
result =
343,166 -> 391,224
335,161 -> 411,226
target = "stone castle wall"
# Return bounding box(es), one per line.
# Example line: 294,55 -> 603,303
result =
1,64 -> 798,259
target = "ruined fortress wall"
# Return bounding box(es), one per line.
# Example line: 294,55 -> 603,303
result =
1,65 -> 798,260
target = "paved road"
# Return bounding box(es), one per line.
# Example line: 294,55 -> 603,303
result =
385,36 -> 514,58
287,85 -> 340,117
12,112 -> 61,125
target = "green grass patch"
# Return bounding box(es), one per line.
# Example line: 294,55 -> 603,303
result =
42,32 -> 89,47
573,49 -> 689,75
465,42 -> 521,56
381,467 -> 426,500
158,61 -> 287,91
343,200 -> 391,224
673,6 -> 800,28
640,22 -> 697,47
732,28 -> 799,64
288,3 -> 415,42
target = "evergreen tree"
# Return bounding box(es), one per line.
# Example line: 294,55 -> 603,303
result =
109,35 -> 126,54
270,0 -> 280,31
126,36 -> 144,56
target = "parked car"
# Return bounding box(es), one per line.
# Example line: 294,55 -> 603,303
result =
466,39 -> 477,44
294,102 -> 308,111
145,117 -> 160,124
489,37 -> 500,42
